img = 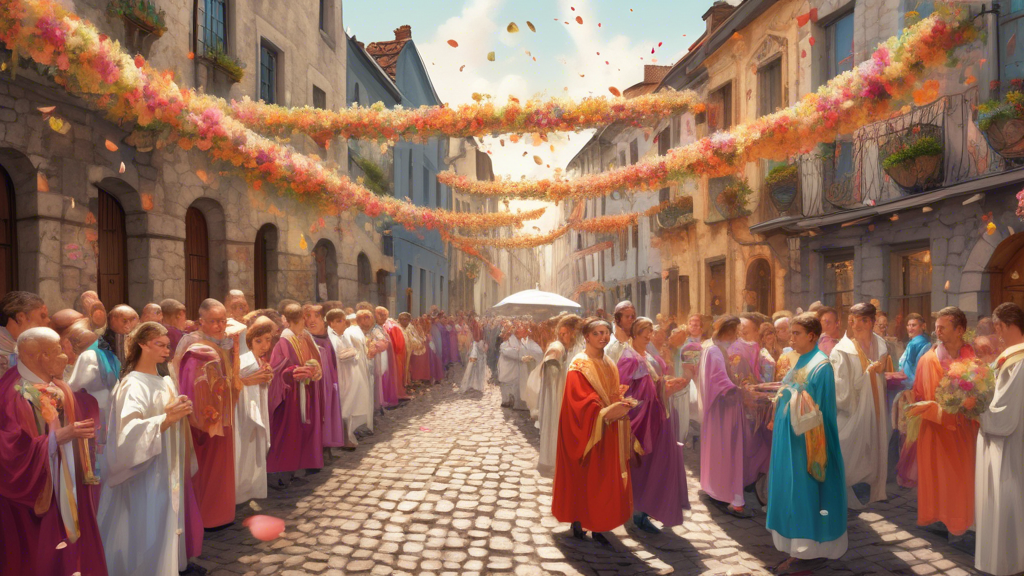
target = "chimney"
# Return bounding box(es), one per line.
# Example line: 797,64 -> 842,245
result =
703,1 -> 736,37
394,25 -> 412,42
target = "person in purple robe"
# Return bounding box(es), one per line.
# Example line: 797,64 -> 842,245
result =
428,317 -> 445,383
364,310 -> 398,409
697,315 -> 770,518
618,317 -> 691,533
305,305 -> 346,456
267,303 -> 324,488
0,327 -> 107,576
446,318 -> 461,367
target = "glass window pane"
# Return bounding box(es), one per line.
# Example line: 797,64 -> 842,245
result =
829,12 -> 855,80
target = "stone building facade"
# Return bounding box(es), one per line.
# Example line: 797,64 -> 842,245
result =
0,0 -> 394,317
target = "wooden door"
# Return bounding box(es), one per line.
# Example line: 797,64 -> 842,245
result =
185,207 -> 210,319
745,258 -> 773,315
98,189 -> 127,310
254,224 -> 271,309
0,170 -> 16,298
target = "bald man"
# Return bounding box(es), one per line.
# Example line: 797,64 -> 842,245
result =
74,290 -> 107,330
172,298 -> 241,528
140,303 -> 163,324
100,304 -> 138,366
0,327 -> 106,575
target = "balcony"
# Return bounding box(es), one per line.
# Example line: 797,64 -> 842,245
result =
655,196 -> 695,233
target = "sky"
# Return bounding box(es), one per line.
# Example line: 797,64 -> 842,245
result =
344,0 -> 731,230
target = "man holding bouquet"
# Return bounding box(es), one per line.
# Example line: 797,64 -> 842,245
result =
907,306 -> 977,537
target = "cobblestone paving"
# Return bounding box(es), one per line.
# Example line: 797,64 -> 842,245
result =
198,375 -> 981,576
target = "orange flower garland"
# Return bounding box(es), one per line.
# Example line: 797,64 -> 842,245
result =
230,91 -> 706,146
439,12 -> 979,202
0,0 -> 543,233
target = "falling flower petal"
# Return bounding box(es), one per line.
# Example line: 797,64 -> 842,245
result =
576,16 -> 583,24
118,161 -> 125,173
609,86 -> 621,97
447,39 -> 459,47
419,426 -> 431,431
1009,33 -> 1017,58
141,193 -> 154,211
37,105 -> 55,114
965,74 -> 977,85
533,155 -> 543,165
809,36 -> 815,46
243,515 -> 286,542
187,52 -> 194,60
56,541 -> 67,550
196,169 -> 209,183
48,116 -> 69,134
987,222 -> 998,235
801,49 -> 807,58
104,139 -> 118,151
549,144 -> 555,152
459,65 -> 465,72
300,235 -> 308,250
651,48 -> 655,54
37,172 -> 49,192
507,22 -> 519,33
487,51 -> 495,61
658,42 -> 663,47
598,23 -> 602,27
527,21 -> 536,32
579,73 -> 585,77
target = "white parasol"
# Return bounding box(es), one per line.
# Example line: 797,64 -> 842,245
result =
489,288 -> 583,319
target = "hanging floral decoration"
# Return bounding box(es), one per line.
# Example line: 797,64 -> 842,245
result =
443,196 -> 694,250
438,11 -> 979,202
572,281 -> 606,299
230,90 -> 706,146
0,0 -> 543,234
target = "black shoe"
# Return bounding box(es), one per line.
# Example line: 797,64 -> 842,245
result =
591,532 -> 612,547
633,512 -> 662,534
179,562 -> 208,575
571,521 -> 586,540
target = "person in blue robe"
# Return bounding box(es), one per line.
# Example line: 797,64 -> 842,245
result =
766,313 -> 847,575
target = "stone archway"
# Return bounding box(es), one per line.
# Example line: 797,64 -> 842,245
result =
185,198 -> 228,318
0,148 -> 41,298
254,223 -> 279,309
313,238 -> 338,303
986,232 -> 1024,312
744,258 -> 773,315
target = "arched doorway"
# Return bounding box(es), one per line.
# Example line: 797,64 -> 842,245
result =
254,224 -> 278,309
313,239 -> 338,302
987,232 -> 1024,311
357,252 -> 372,303
185,206 -> 210,319
97,188 -> 128,310
0,167 -> 16,297
744,258 -> 773,315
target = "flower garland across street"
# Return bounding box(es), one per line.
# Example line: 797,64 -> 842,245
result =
229,90 -> 706,146
0,0 -> 544,233
437,10 -> 979,202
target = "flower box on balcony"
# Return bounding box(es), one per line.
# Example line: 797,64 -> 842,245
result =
983,116 -> 1024,159
200,47 -> 245,84
978,82 -> 1024,158
712,179 -> 752,220
108,0 -> 166,37
764,164 -> 798,212
882,136 -> 943,193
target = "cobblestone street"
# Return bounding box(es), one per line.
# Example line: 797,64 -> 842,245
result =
198,375 -> 982,576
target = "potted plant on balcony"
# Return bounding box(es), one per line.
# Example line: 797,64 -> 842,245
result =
713,179 -> 753,220
108,0 -> 167,37
764,163 -> 798,211
464,260 -> 480,281
979,79 -> 1024,158
882,135 -> 943,193
201,45 -> 246,84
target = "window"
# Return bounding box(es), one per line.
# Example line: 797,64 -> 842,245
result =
658,127 -> 671,202
708,83 -> 732,132
599,250 -> 605,282
312,85 -> 327,109
319,0 -> 326,32
422,166 -> 430,206
254,224 -> 277,309
629,140 -> 639,165
827,12 -> 855,81
0,168 -> 16,297
97,189 -> 127,310
377,270 -> 389,306
823,250 -> 855,325
357,253 -> 372,302
619,150 -> 626,168
619,230 -> 627,261
632,224 -> 639,249
707,260 -> 726,316
890,247 -> 932,341
419,268 -> 427,315
1001,1 -> 1024,80
259,43 -> 278,104
757,58 -> 783,117
185,207 -> 210,319
200,0 -> 227,54
351,82 -> 361,106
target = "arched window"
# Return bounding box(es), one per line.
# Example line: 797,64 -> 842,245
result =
185,207 -> 210,319
313,239 -> 338,302
254,224 -> 278,309
351,82 -> 361,106
744,258 -> 773,315
98,188 -> 128,310
0,167 -> 16,298
357,252 -> 372,303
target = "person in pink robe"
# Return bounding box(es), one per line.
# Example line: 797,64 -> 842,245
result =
267,304 -> 324,486
173,299 -> 239,530
0,327 -> 107,576
408,319 -> 432,383
367,313 -> 399,408
305,305 -> 346,452
698,316 -> 769,518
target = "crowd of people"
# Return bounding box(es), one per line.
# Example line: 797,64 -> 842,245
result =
5,285 -> 1024,576
519,300 -> 1024,576
0,288 -> 489,576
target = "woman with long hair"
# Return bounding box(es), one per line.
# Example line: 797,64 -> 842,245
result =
98,322 -> 197,576
234,316 -> 277,503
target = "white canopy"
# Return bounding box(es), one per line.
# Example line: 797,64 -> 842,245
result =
490,289 -> 583,319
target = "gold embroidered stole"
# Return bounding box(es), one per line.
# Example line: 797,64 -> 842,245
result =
569,354 -> 633,487
286,333 -> 318,423
852,338 -> 883,419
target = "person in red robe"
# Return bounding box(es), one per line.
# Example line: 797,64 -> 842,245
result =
378,307 -> 410,400
552,317 -> 635,546
172,298 -> 240,530
0,327 -> 107,576
267,303 -> 324,488
905,306 -> 978,536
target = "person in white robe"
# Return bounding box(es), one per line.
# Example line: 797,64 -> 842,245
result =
536,315 -> 583,476
976,303 -> 1024,576
330,311 -> 374,445
604,301 -> 636,364
498,325 -> 541,410
459,339 -> 489,393
233,317 -> 275,503
829,303 -> 890,508
98,322 -> 195,576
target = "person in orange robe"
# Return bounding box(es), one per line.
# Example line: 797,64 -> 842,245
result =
908,306 -> 977,536
172,299 -> 241,530
552,317 -> 635,546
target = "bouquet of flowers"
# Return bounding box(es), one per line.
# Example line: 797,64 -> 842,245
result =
934,358 -> 995,419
